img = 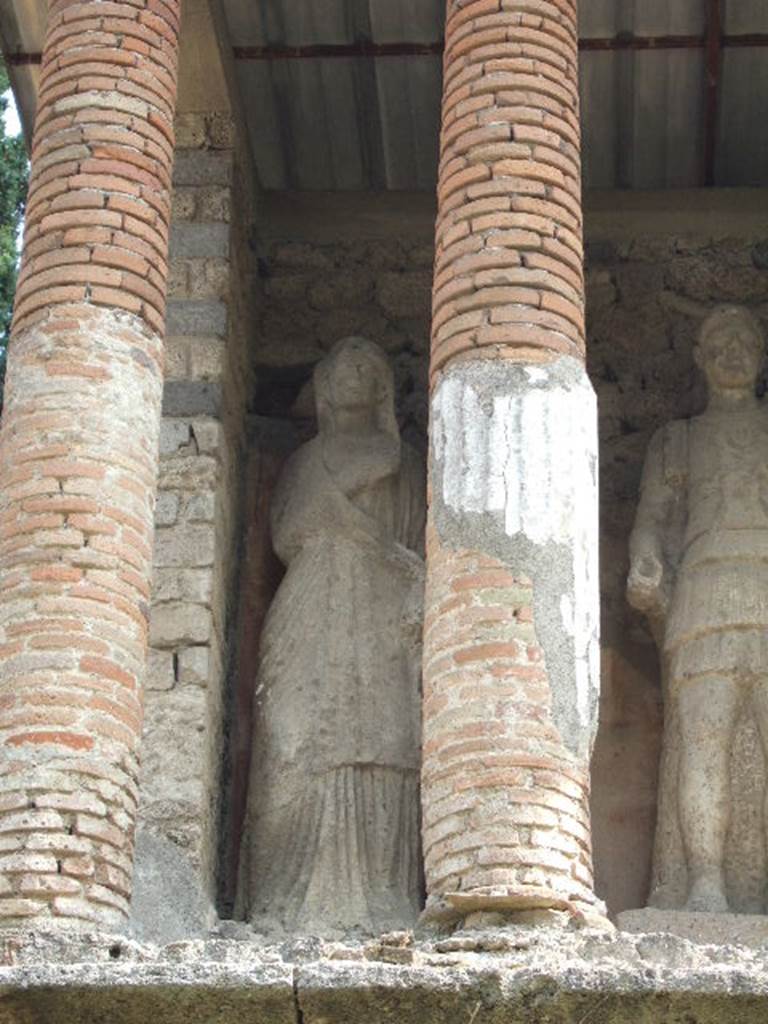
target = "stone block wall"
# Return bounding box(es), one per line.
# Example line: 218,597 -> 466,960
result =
134,110 -> 257,931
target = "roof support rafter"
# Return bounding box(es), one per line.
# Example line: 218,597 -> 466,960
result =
5,30 -> 768,66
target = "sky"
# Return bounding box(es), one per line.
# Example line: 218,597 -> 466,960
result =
3,87 -> 22,137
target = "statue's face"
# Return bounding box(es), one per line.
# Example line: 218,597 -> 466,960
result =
328,342 -> 380,411
698,315 -> 764,393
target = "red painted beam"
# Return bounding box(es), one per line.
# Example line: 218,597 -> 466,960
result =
233,41 -> 443,59
3,51 -> 42,64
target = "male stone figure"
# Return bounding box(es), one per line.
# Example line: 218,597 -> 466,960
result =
628,306 -> 768,913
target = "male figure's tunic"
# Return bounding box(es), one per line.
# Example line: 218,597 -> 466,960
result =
662,409 -> 768,683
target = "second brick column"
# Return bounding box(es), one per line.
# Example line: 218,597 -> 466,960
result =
422,0 -> 605,926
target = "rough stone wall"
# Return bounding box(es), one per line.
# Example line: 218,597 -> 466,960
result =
252,192 -> 768,919
135,110 -> 257,925
253,233 -> 433,450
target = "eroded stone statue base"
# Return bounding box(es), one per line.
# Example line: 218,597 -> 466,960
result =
619,908 -> 768,948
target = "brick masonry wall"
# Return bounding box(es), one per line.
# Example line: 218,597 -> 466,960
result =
0,0 -> 180,930
255,193 -> 768,917
134,110 -> 257,922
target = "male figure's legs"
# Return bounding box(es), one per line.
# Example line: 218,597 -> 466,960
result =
676,674 -> 741,911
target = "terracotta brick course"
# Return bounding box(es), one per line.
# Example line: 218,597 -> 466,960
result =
0,0 -> 180,931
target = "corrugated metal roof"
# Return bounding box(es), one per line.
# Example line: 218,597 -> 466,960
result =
0,0 -> 45,144
223,0 -> 768,192
4,0 -> 767,191
578,0 -> 705,37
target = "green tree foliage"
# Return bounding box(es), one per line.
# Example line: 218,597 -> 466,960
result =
0,59 -> 29,404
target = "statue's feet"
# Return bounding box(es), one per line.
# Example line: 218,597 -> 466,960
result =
684,871 -> 729,913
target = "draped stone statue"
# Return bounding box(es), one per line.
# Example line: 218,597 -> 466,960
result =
627,305 -> 768,914
237,336 -> 426,936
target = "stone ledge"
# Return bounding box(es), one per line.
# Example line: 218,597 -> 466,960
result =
619,908 -> 768,949
2,927 -> 768,1023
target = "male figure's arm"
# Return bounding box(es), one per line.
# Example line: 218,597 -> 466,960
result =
627,425 -> 681,620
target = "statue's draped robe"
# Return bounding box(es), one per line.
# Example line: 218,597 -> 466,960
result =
237,436 -> 425,934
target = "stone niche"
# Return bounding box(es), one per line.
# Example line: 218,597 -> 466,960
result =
221,190 -> 768,928
138,183 -> 768,934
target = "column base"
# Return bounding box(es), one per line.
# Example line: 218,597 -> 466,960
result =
422,888 -> 612,931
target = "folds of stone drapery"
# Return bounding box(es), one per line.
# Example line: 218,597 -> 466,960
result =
422,0 -> 606,928
0,0 -> 181,932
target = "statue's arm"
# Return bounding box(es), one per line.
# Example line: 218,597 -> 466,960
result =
627,427 -> 677,617
269,446 -> 342,564
270,444 -> 384,564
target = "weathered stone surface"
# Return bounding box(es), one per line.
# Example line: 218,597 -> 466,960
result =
196,187 -> 231,222
130,829 -> 215,945
159,420 -> 192,456
172,150 -> 233,187
162,382 -> 223,419
206,113 -> 236,150
146,649 -> 175,693
154,525 -> 216,569
155,492 -> 180,527
188,337 -> 226,378
170,223 -> 230,260
307,271 -> 373,311
189,419 -> 225,455
184,493 -> 216,523
177,646 -> 211,687
3,929 -> 768,1023
174,113 -> 208,149
141,689 -> 209,807
152,568 -> 214,606
149,603 -> 212,647
166,300 -> 227,337
377,271 -> 432,319
619,908 -> 768,948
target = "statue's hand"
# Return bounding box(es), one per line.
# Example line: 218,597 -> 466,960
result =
627,554 -> 667,615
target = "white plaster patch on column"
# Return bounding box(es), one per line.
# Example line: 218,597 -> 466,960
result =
461,381 -> 490,513
432,363 -> 600,732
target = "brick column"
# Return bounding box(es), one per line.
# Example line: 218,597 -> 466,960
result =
422,0 -> 604,926
0,0 -> 180,931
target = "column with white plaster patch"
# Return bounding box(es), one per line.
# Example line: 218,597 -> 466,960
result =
422,0 -> 605,926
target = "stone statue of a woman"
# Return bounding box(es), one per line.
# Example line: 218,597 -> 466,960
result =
237,337 -> 426,936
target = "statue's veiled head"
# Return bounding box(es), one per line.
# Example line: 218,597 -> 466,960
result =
695,305 -> 765,395
314,337 -> 399,438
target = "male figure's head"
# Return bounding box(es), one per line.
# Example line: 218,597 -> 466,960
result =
695,306 -> 765,397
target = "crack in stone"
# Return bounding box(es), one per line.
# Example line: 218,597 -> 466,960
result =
291,966 -> 305,1024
